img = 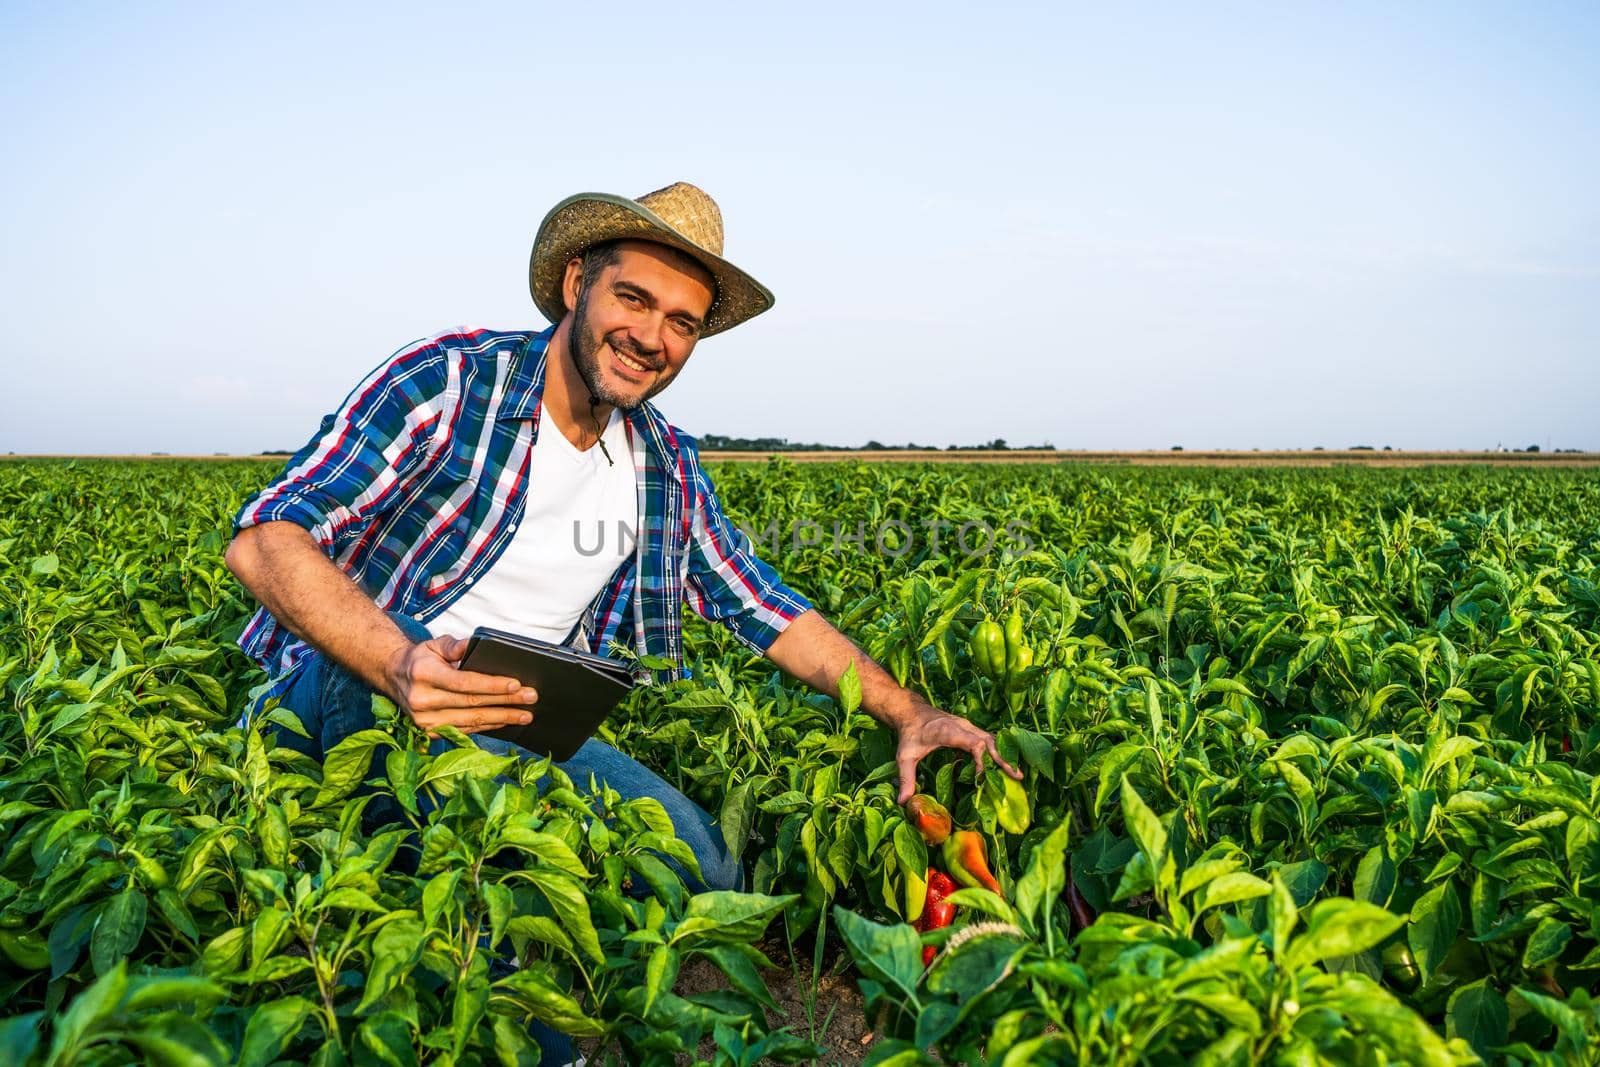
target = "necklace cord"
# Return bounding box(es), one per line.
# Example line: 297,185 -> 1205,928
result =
588,395 -> 615,467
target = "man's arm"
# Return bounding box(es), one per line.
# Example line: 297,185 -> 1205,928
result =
765,609 -> 1022,804
680,451 -> 1018,802
227,522 -> 539,735
227,341 -> 539,736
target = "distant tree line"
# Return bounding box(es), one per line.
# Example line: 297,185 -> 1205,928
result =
695,435 -> 1055,452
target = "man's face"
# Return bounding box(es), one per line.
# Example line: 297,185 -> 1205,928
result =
566,241 -> 715,411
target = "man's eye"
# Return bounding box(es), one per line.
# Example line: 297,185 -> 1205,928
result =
673,319 -> 700,338
618,291 -> 644,308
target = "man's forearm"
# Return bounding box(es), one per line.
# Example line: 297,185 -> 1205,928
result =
764,609 -> 928,730
224,521 -> 413,697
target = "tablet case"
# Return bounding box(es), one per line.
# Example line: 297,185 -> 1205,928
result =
458,626 -> 635,761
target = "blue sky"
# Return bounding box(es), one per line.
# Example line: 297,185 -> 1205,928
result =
2,2 -> 1596,453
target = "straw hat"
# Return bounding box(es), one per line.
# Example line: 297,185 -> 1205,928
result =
529,182 -> 774,338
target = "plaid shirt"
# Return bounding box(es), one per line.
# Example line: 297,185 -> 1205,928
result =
234,326 -> 811,694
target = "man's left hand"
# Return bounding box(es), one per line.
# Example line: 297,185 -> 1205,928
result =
894,703 -> 1022,805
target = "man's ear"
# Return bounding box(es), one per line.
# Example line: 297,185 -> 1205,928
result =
561,257 -> 584,313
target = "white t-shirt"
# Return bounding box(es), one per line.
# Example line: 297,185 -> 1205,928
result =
426,408 -> 638,646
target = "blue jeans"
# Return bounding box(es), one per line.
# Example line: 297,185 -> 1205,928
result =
270,612 -> 742,895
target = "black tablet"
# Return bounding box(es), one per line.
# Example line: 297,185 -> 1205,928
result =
457,626 -> 635,761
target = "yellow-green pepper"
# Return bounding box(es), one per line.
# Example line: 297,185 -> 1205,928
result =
972,619 -> 1006,678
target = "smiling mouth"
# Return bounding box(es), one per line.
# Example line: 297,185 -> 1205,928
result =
613,346 -> 657,375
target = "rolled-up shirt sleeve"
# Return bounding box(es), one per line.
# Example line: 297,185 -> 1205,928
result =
234,344 -> 451,555
683,462 -> 813,654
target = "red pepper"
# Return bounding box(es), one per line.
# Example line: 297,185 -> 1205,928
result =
916,870 -> 959,965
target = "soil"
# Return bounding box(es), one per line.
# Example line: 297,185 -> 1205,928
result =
575,931 -> 880,1066
676,932 -> 879,1066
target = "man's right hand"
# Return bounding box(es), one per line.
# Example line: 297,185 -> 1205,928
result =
382,635 -> 539,736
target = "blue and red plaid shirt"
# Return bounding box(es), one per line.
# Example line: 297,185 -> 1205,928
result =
234,326 -> 812,694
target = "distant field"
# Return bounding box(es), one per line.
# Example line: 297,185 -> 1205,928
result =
8,450 -> 1597,467
700,449 -> 1600,466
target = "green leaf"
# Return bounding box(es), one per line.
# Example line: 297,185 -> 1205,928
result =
238,996 -> 317,1067
520,870 -> 603,963
838,660 -> 863,714
1446,979 -> 1507,1062
356,1012 -> 415,1067
314,729 -> 395,805
419,746 -> 516,795
1119,774 -> 1167,868
672,891 -> 796,947
1192,872 -> 1271,917
495,827 -> 591,878
0,1013 -> 43,1067
719,778 -> 755,858
1274,859 -> 1329,907
832,905 -> 922,1001
862,1039 -> 938,1066
626,852 -> 687,913
118,1012 -> 231,1067
694,944 -> 780,1011
483,882 -> 515,949
913,1000 -> 963,1049
420,869 -> 462,929
491,1015 -> 540,1067
50,960 -> 129,1058
90,887 -> 147,975
30,553 -> 60,576
1268,872 -> 1300,955
320,887 -> 385,914
154,645 -> 218,667
1520,917 -> 1572,970
1352,845 -> 1395,908
356,917 -> 427,1014
1407,881 -> 1461,981
1014,818 -> 1070,933
1094,743 -> 1142,820
927,929 -> 1027,1008
121,974 -> 225,1013
1512,985 -> 1587,1050
1009,727 -> 1057,783
491,968 -> 606,1037
1320,976 -> 1456,1067
642,944 -> 679,1019
1286,899 -> 1406,970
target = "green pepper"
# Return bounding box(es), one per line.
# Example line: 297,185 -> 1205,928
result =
1006,645 -> 1034,691
972,619 -> 1006,678
997,774 -> 1031,835
0,929 -> 49,971
1381,941 -> 1419,993
1004,607 -> 1029,677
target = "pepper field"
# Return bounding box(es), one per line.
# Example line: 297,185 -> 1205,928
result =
2,458 -> 1598,1066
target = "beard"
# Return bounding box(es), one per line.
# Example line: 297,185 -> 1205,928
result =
569,285 -> 666,412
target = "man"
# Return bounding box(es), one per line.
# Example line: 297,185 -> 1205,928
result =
226,182 -> 1020,894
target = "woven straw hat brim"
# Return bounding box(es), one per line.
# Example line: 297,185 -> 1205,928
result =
529,192 -> 773,338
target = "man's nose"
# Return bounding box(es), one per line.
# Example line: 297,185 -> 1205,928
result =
629,316 -> 666,355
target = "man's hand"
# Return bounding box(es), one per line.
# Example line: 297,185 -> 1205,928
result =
894,702 -> 1022,805
381,635 -> 539,736
765,610 -> 1024,802
225,522 -> 538,736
